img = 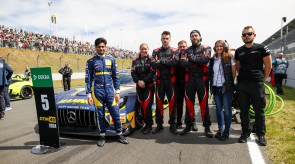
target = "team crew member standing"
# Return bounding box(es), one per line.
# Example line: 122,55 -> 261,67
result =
59,62 -> 73,91
85,38 -> 128,147
272,52 -> 288,95
209,40 -> 236,141
151,31 -> 179,135
175,40 -> 187,129
180,30 -> 213,137
175,40 -> 198,131
131,43 -> 156,134
235,26 -> 272,146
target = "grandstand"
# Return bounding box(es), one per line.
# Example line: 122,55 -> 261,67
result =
0,25 -> 137,60
262,18 -> 295,60
261,18 -> 295,89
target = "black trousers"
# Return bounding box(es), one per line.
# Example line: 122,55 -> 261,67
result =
63,76 -> 71,91
136,83 -> 154,125
274,74 -> 285,94
184,75 -> 211,127
175,79 -> 185,124
155,77 -> 176,125
238,83 -> 266,136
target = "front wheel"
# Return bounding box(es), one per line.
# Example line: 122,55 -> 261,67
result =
21,86 -> 33,99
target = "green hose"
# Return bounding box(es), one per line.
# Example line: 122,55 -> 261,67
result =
249,84 -> 284,123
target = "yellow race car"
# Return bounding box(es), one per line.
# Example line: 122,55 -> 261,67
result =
9,75 -> 33,100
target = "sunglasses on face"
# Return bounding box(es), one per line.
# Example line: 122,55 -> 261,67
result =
242,32 -> 254,37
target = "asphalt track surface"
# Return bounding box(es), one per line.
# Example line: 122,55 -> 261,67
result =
0,88 -> 270,164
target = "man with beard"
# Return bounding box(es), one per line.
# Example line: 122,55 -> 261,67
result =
175,40 -> 198,131
235,26 -> 272,146
151,31 -> 178,135
180,30 -> 213,137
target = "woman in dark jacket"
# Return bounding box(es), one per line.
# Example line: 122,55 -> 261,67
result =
131,43 -> 155,134
209,40 -> 236,141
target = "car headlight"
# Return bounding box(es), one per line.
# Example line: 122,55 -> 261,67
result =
118,96 -> 128,109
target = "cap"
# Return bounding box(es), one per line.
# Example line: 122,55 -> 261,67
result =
190,30 -> 201,36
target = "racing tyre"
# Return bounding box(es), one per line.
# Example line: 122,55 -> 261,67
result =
21,86 -> 33,99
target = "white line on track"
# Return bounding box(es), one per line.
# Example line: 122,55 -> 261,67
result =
247,133 -> 265,164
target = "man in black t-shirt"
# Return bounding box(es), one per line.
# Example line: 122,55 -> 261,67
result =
235,26 -> 272,146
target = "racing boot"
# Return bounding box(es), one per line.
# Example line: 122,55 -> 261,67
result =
169,124 -> 179,135
204,126 -> 213,138
97,136 -> 106,147
180,125 -> 191,136
192,122 -> 198,131
141,124 -> 149,132
152,124 -> 163,134
176,122 -> 183,129
118,135 -> 129,144
142,125 -> 152,134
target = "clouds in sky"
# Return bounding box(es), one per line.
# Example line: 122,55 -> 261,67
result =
0,0 -> 294,52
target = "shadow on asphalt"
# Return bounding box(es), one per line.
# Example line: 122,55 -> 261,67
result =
127,125 -> 242,145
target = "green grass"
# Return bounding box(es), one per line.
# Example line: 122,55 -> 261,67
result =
264,82 -> 295,164
0,47 -> 132,74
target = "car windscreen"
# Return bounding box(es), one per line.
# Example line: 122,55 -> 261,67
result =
119,72 -> 134,85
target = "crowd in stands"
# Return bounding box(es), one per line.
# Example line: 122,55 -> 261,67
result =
0,25 -> 137,59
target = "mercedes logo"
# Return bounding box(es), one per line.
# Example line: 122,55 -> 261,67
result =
67,111 -> 76,123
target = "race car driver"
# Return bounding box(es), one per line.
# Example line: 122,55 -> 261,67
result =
85,37 -> 129,147
131,43 -> 156,134
180,30 -> 213,137
151,31 -> 178,135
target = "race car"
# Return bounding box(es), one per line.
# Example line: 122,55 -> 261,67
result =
55,70 -> 168,136
9,75 -> 33,100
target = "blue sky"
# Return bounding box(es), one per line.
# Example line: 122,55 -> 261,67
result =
0,0 -> 294,53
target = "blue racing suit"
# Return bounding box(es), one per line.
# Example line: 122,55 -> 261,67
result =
85,54 -> 121,135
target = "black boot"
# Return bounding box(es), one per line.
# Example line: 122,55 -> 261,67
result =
176,122 -> 183,129
97,136 -> 106,147
152,124 -> 163,134
169,124 -> 179,135
141,124 -> 149,132
142,125 -> 152,134
192,122 -> 198,131
180,125 -> 191,136
204,127 -> 213,138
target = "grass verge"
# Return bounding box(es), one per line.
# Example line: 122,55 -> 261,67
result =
264,82 -> 295,163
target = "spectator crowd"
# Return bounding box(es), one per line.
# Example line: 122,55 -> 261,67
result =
0,25 -> 137,59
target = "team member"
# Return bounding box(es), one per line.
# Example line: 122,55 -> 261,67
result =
24,66 -> 31,77
272,52 -> 288,95
235,26 -> 272,146
131,43 -> 155,134
175,40 -> 198,131
0,56 -> 13,119
85,38 -> 128,147
175,40 -> 187,129
151,31 -> 178,135
209,40 -> 236,141
59,62 -> 73,91
180,30 -> 213,137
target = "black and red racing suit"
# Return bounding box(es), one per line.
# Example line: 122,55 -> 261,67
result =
180,44 -> 212,127
131,56 -> 155,126
151,46 -> 178,125
175,50 -> 187,124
